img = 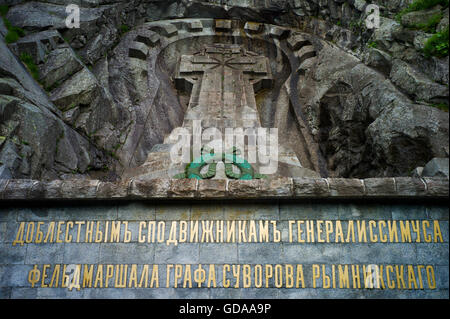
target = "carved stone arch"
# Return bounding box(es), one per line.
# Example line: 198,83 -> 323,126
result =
122,18 -> 400,179
122,19 -> 329,178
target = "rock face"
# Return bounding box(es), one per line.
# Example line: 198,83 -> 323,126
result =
39,47 -> 84,90
422,158 -> 449,178
390,59 -> 449,104
299,43 -> 448,178
0,0 -> 448,180
400,6 -> 443,28
0,38 -> 107,180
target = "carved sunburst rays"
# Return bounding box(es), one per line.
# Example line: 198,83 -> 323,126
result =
191,55 -> 248,72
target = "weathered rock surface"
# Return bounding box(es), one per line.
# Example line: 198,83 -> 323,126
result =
371,14 -> 449,87
390,59 -> 449,104
422,157 -> 449,178
0,92 -> 106,180
50,68 -> 99,111
363,47 -> 393,76
400,6 -> 442,28
0,177 -> 448,200
298,42 -> 448,178
0,0 -> 448,181
39,46 -> 84,90
6,2 -> 108,30
437,7 -> 449,32
1,37 -> 108,180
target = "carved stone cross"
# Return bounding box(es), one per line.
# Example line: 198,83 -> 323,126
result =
175,44 -> 273,130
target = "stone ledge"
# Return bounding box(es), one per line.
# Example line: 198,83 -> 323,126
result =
0,178 -> 448,200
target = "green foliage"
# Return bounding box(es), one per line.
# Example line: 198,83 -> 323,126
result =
19,53 -> 40,81
413,13 -> 443,32
119,24 -> 130,35
349,19 -> 364,32
348,19 -> 368,36
405,0 -> 448,12
423,26 -> 449,57
5,30 -> 19,43
0,5 -> 9,17
396,0 -> 449,21
3,18 -> 24,37
367,41 -> 378,48
431,103 -> 449,112
2,7 -> 25,44
108,150 -> 119,160
45,80 -> 61,93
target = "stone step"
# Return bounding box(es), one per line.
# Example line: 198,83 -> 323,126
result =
172,20 -> 204,32
128,42 -> 149,61
135,31 -> 160,47
215,19 -> 232,32
147,23 -> 178,37
287,33 -> 311,51
244,22 -> 263,34
188,20 -> 204,32
296,45 -> 316,65
13,30 -> 64,64
16,30 -> 62,49
269,26 -> 290,39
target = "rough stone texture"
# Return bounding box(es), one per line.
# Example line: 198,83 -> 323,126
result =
437,8 -> 449,32
0,17 -> 7,38
59,179 -> 99,199
1,179 -> 35,199
390,59 -> 449,104
50,68 -> 99,111
0,1 -> 448,184
227,180 -> 262,198
39,47 -> 84,90
227,178 -> 294,198
298,41 -> 449,178
400,6 -> 443,28
129,178 -> 170,198
197,179 -> 227,198
328,178 -> 365,197
293,178 -> 330,197
1,32 -> 109,180
6,2 -> 111,31
96,181 -> 128,199
168,179 -> 197,198
363,178 -> 396,196
0,166 -> 13,180
363,47 -> 393,76
423,158 -> 449,178
423,177 -> 449,197
128,42 -> 149,60
395,177 -> 427,197
42,180 -> 63,199
0,177 -> 447,200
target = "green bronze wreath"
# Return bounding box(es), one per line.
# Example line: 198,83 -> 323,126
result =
174,148 -> 266,180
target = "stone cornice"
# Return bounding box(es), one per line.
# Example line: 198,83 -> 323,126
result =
0,177 -> 448,200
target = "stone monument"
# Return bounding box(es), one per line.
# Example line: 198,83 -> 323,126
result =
124,42 -> 318,181
0,1 -> 448,300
